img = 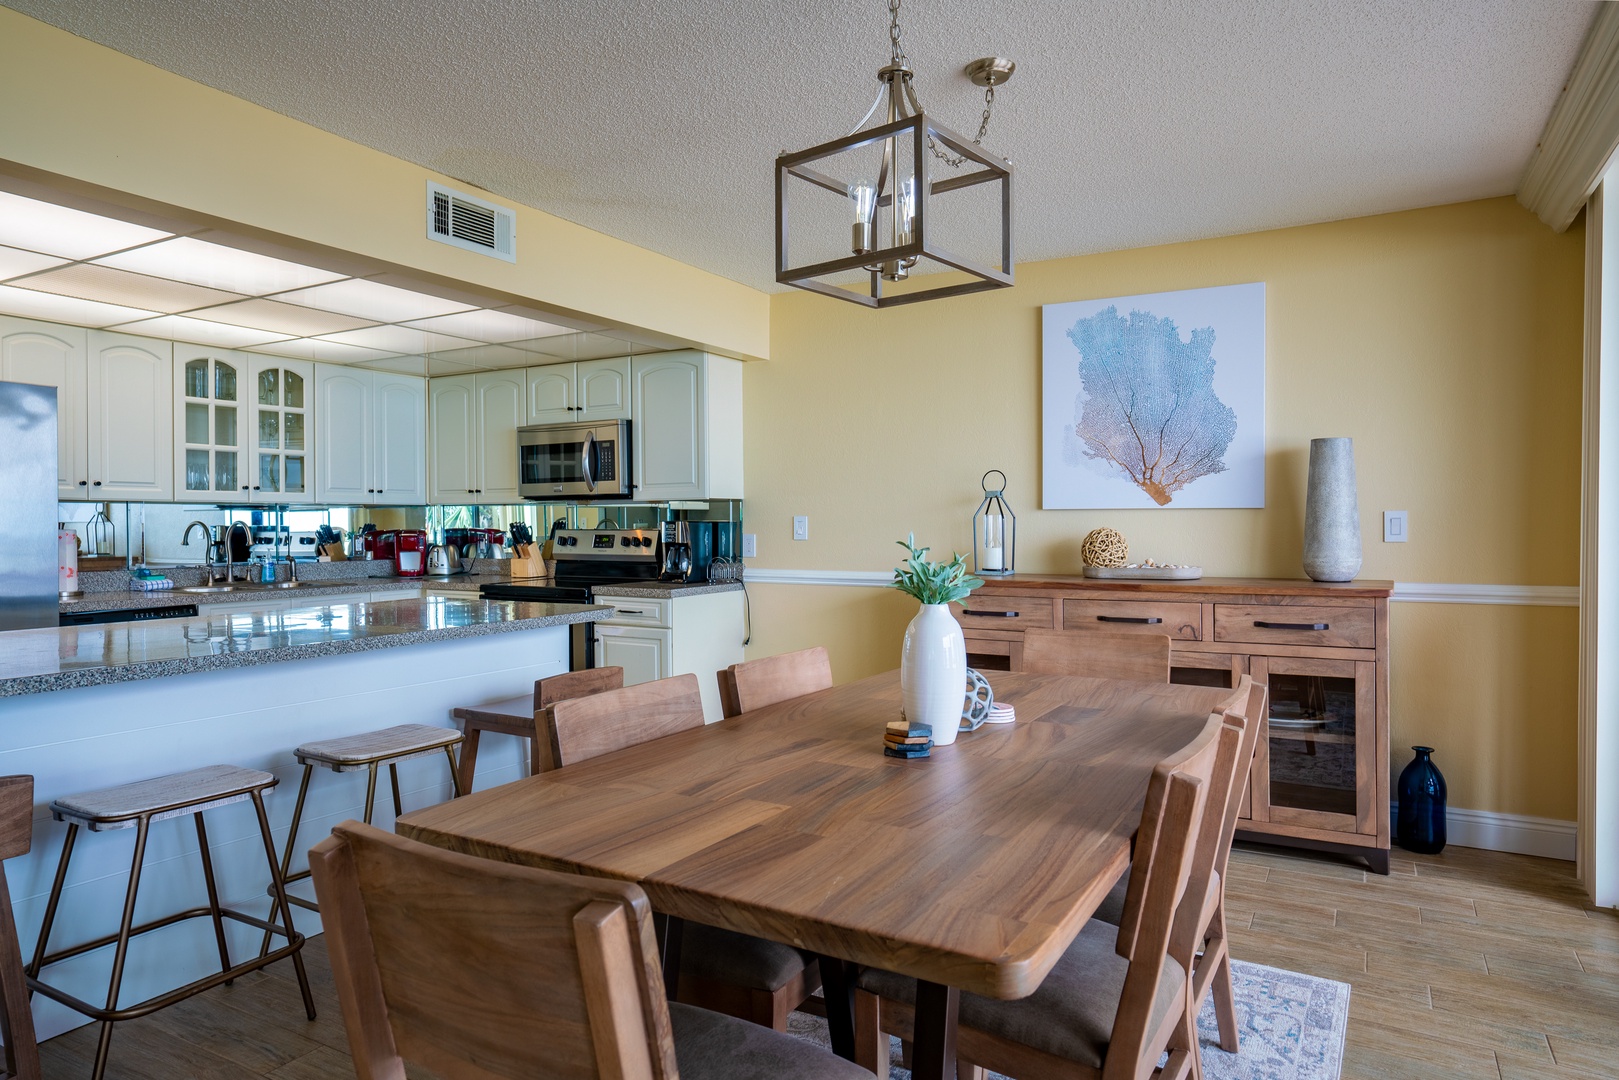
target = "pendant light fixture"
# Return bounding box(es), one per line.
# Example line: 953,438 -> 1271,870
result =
775,0 -> 1015,308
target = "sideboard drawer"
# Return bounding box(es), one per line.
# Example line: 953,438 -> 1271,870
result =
1214,603 -> 1375,649
1063,600 -> 1203,640
951,594 -> 1054,631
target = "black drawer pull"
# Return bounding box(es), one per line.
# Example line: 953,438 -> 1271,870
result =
1097,615 -> 1162,624
1254,620 -> 1328,631
962,609 -> 1018,618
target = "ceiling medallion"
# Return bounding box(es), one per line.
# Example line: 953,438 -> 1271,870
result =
775,0 -> 1014,308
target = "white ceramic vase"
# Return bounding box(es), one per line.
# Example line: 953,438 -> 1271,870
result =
901,603 -> 967,746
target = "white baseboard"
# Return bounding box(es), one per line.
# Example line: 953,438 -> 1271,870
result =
1393,804 -> 1577,861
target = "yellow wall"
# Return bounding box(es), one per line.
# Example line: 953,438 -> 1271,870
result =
0,7 -> 768,360
748,197 -> 1585,820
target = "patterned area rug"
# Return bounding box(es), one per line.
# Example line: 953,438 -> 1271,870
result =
787,959 -> 1350,1080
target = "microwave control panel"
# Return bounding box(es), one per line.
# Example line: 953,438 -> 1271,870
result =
596,441 -> 616,480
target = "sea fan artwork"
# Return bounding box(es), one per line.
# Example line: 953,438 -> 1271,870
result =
1041,283 -> 1265,510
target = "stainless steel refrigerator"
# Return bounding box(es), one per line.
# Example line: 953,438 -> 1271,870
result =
0,380 -> 59,631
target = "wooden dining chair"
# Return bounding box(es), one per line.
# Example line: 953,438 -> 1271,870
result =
1095,676 -> 1265,1054
1021,629 -> 1173,683
308,821 -> 871,1080
717,646 -> 834,718
854,711 -> 1241,1080
0,776 -> 38,1080
548,673 -> 825,1033
453,667 -> 624,791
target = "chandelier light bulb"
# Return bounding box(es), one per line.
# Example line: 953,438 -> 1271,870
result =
849,182 -> 876,254
896,176 -> 916,245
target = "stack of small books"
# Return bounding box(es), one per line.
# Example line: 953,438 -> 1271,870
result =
883,720 -> 933,758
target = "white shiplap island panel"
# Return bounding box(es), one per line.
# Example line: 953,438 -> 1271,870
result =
0,596 -> 610,1040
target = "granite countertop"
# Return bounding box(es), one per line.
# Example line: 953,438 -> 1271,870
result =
593,582 -> 745,599
59,573 -> 515,614
1,597 -> 612,698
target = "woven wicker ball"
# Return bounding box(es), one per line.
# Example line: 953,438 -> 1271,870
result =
1080,527 -> 1129,568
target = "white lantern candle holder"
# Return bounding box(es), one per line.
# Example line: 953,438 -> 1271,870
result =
972,470 -> 1016,577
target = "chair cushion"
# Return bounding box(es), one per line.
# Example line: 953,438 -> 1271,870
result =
669,1001 -> 871,1080
855,919 -> 1186,1069
679,922 -> 815,993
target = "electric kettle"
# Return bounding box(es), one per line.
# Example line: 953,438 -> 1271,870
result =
426,544 -> 453,576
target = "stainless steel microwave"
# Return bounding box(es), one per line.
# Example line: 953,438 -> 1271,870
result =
517,419 -> 632,500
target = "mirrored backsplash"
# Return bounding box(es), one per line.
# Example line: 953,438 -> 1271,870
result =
59,500 -> 744,566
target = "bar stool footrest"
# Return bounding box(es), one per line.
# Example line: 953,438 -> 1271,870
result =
29,909 -> 306,1024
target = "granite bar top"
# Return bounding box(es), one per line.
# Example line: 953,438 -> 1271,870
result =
592,582 -> 745,599
1,597 -> 612,698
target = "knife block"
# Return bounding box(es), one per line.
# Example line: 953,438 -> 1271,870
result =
509,544 -> 549,580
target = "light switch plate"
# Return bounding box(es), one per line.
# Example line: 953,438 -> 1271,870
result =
793,516 -> 809,541
741,533 -> 757,558
1383,510 -> 1408,543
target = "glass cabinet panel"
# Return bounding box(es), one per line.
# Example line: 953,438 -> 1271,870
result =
178,353 -> 243,496
1252,656 -> 1375,834
248,361 -> 310,501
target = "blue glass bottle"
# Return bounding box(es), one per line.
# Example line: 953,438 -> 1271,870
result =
1396,746 -> 1447,854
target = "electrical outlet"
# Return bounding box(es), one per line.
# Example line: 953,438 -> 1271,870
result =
741,533 -> 757,558
793,516 -> 809,541
1383,510 -> 1408,543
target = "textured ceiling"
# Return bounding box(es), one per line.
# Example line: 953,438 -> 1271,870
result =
6,0 -> 1596,292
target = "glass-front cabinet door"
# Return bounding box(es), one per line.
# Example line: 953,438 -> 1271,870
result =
174,345 -> 246,499
248,358 -> 312,503
1249,655 -> 1377,836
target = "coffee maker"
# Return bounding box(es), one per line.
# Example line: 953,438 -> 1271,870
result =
658,521 -> 691,582
373,529 -> 428,577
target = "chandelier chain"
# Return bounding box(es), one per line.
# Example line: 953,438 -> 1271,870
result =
885,0 -> 996,169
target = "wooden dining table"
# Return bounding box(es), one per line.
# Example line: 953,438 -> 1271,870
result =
397,668 -> 1244,1079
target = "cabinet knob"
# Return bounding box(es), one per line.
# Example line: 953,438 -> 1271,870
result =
77,480 -> 87,487
92,481 -> 101,487
253,486 -> 261,491
242,485 -> 249,490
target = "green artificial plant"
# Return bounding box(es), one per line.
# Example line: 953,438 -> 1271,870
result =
890,533 -> 985,606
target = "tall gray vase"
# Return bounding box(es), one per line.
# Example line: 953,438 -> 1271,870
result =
1303,437 -> 1362,582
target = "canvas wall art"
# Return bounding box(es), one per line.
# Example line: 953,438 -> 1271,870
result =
1042,282 -> 1266,509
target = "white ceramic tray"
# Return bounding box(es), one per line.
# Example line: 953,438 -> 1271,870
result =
1082,566 -> 1203,580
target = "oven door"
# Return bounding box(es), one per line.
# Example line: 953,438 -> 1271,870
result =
517,421 -> 630,500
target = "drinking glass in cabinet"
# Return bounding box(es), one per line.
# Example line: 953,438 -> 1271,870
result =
216,363 -> 236,401
185,450 -> 209,491
285,371 -> 303,408
185,359 -> 208,398
216,451 -> 237,491
285,413 -> 304,451
260,454 -> 280,492
259,369 -> 279,406
285,456 -> 305,494
259,412 -> 278,450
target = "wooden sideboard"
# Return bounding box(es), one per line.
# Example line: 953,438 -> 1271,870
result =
951,575 -> 1393,874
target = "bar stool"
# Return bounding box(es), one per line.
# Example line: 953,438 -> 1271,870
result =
266,723 -> 464,929
0,776 -> 39,1080
26,765 -> 314,1080
451,667 -> 623,793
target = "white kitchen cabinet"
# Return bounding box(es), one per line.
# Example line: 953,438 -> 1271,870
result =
247,358 -> 312,503
593,589 -> 745,723
429,370 -> 524,503
314,365 -> 426,505
175,350 -> 309,503
86,331 -> 173,501
525,357 -> 630,425
594,624 -> 671,687
630,351 -> 742,502
175,345 -> 247,500
0,316 -> 86,497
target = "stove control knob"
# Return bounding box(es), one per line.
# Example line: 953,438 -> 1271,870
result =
620,537 -> 631,547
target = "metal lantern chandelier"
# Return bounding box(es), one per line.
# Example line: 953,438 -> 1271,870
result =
775,0 -> 1015,308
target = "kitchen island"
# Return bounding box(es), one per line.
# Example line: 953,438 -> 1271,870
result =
0,594 -> 610,1040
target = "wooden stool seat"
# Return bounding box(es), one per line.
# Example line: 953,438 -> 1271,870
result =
52,764 -> 275,829
295,723 -> 462,770
450,693 -> 533,734
30,767 -> 313,1080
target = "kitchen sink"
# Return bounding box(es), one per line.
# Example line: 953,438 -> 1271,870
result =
179,585 -> 239,593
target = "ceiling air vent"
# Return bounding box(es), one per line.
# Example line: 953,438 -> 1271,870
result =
426,182 -> 516,262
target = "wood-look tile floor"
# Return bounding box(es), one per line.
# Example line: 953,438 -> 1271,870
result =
33,844 -> 1619,1080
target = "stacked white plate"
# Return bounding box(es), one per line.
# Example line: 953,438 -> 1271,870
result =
984,702 -> 1017,725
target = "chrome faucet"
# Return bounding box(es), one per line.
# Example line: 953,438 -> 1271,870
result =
225,522 -> 251,583
181,520 -> 219,583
